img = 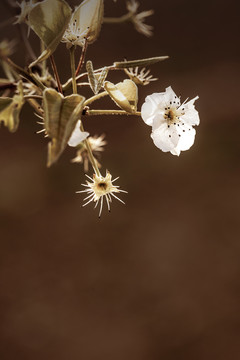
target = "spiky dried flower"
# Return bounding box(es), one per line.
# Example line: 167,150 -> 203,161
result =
126,0 -> 154,37
77,171 -> 127,217
0,39 -> 17,58
14,0 -> 34,24
124,66 -> 157,86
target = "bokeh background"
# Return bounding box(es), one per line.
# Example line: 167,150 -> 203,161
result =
1,0 -> 240,359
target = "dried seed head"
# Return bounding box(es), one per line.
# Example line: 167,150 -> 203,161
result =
77,171 -> 127,217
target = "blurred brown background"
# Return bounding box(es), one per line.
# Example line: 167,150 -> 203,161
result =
1,0 -> 240,359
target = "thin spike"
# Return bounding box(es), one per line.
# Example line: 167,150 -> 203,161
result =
99,196 -> 103,217
85,174 -> 94,181
94,199 -> 99,209
83,192 -> 95,201
105,195 -> 110,211
111,193 -> 125,204
112,176 -> 120,183
76,189 -> 92,193
36,129 -> 45,134
82,195 -> 95,207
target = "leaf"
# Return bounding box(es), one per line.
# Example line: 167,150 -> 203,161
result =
86,61 -> 108,94
104,80 -> 138,113
43,88 -> 85,167
86,61 -> 97,94
0,82 -> 25,132
95,67 -> 108,94
71,0 -> 104,45
28,0 -> 72,67
114,56 -> 169,69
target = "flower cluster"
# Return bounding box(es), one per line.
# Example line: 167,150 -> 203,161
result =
0,0 -> 200,217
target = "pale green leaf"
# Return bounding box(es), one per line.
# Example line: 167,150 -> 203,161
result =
104,80 -> 138,113
28,0 -> 72,67
43,88 -> 85,166
114,56 -> 169,69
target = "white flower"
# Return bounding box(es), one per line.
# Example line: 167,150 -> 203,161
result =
62,19 -> 89,48
77,171 -> 127,217
62,0 -> 103,48
68,120 -> 89,147
141,86 -> 200,156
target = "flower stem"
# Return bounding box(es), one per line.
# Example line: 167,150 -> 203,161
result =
24,95 -> 43,100
69,46 -> 100,177
81,125 -> 101,177
41,41 -> 47,77
3,57 -> 45,90
84,91 -> 108,106
69,46 -> 78,94
75,40 -> 88,77
85,110 -> 141,116
103,13 -> 132,24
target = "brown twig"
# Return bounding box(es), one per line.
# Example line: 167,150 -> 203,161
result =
0,81 -> 17,91
3,57 -> 45,90
75,40 -> 88,77
27,99 -> 44,117
50,55 -> 63,94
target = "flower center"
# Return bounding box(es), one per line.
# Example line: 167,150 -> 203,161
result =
98,182 -> 107,190
166,109 -> 175,120
164,108 -> 178,124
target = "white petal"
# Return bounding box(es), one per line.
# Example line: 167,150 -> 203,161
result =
164,86 -> 179,104
151,123 -> 179,152
170,147 -> 181,156
178,96 -> 200,126
141,93 -> 164,126
68,121 -> 89,147
171,127 -> 196,155
152,114 -> 166,131
180,109 -> 200,126
141,98 -> 156,126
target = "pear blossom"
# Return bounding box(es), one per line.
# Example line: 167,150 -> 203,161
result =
68,120 -> 89,147
62,19 -> 89,48
141,86 -> 199,156
77,171 -> 127,217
